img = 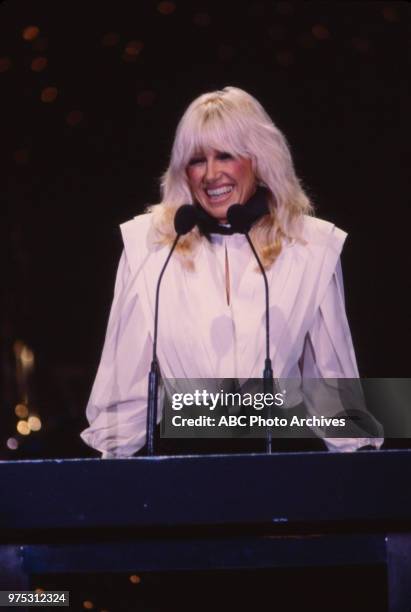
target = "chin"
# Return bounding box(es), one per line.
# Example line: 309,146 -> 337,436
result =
214,208 -> 231,222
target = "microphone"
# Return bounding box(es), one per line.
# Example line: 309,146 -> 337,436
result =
227,203 -> 276,453
146,205 -> 198,456
226,203 -> 253,234
174,204 -> 198,235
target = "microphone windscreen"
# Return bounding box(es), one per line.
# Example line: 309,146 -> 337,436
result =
174,205 -> 198,235
227,204 -> 250,233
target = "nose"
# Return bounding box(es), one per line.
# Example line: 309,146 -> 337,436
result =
204,158 -> 221,183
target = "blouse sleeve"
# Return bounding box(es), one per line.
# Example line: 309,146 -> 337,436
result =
80,249 -> 151,458
299,258 -> 384,452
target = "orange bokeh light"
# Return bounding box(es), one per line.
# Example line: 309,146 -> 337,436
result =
124,40 -> 144,57
41,86 -> 58,103
31,57 -> 48,72
129,574 -> 141,584
17,420 -> 30,436
15,404 -> 29,418
22,26 -> 40,41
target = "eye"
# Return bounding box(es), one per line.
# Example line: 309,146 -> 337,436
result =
217,151 -> 234,160
188,156 -> 205,166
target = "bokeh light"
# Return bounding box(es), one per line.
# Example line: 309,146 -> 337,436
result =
28,416 -> 42,432
6,438 -> 19,450
17,420 -> 30,436
82,601 -> 94,610
129,574 -> 141,584
20,346 -> 35,367
124,40 -> 144,60
41,86 -> 58,103
22,26 -> 40,41
122,41 -> 144,63
31,57 -> 48,72
15,404 -> 29,418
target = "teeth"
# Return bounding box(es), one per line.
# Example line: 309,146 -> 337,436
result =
206,186 -> 233,197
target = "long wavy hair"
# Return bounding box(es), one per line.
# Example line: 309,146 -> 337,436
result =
149,86 -> 313,269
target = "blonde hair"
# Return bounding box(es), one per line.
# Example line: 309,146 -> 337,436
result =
150,86 -> 313,268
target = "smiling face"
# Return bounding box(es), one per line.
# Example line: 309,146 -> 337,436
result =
186,147 -> 256,223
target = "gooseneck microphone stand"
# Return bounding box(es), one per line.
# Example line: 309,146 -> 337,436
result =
146,236 -> 178,456
227,204 -> 276,453
146,205 -> 198,456
244,234 -> 274,453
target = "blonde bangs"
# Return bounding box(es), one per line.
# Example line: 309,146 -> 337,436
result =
172,103 -> 250,171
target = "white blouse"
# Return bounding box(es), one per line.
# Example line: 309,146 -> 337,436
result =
81,212 -> 383,457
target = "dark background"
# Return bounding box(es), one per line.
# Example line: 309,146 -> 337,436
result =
1,0 -> 410,459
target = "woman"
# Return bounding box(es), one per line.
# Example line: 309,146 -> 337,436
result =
81,86 -> 383,458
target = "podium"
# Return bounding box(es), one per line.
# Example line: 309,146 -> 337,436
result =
1,450 -> 411,611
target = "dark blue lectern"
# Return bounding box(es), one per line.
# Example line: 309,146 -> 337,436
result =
1,451 -> 411,611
